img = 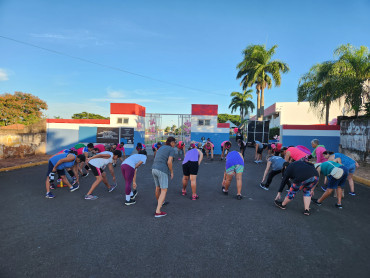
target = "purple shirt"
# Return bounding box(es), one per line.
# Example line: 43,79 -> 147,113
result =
225,151 -> 244,168
183,149 -> 199,164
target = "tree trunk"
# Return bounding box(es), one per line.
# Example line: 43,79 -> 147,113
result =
259,87 -> 265,121
256,89 -> 260,119
325,101 -> 330,125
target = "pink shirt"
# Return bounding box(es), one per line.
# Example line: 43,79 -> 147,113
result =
205,142 -> 214,150
94,144 -> 106,153
315,146 -> 327,163
287,147 -> 307,161
116,144 -> 125,152
221,141 -> 228,147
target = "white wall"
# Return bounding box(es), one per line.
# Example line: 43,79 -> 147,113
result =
191,115 -> 229,133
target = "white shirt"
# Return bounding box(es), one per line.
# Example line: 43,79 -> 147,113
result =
89,151 -> 113,169
122,154 -> 147,169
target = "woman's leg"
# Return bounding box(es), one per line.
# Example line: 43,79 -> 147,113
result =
86,176 -> 103,195
224,174 -> 233,191
156,188 -> 167,213
182,176 -> 189,191
347,173 -> 355,193
318,188 -> 334,203
235,172 -> 242,195
190,174 -> 197,195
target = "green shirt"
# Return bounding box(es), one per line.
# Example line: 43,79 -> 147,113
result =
74,143 -> 86,150
320,161 -> 341,176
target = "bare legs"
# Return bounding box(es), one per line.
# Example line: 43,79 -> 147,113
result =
182,175 -> 197,196
155,187 -> 167,214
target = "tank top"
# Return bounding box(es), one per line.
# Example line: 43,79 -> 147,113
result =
183,149 -> 199,164
226,151 -> 244,168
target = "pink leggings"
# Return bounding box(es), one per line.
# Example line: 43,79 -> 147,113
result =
121,164 -> 136,195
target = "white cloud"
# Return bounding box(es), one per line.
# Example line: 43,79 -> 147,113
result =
107,90 -> 125,98
0,69 -> 9,81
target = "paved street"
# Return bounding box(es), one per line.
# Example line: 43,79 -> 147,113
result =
1,147 -> 370,278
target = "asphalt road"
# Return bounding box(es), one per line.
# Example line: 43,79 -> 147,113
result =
1,146 -> 370,278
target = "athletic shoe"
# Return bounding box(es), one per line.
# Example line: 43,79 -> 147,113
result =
311,198 -> 322,206
303,209 -> 310,216
222,187 -> 228,195
348,192 -> 356,196
125,199 -> 136,206
236,195 -> 243,200
162,201 -> 169,207
321,186 -> 327,192
335,203 -> 343,209
192,194 -> 199,200
155,211 -> 167,218
84,194 -> 98,200
71,179 -> 78,186
274,200 -> 286,210
220,157 -> 224,161
178,158 -> 182,161
108,183 -> 117,193
45,192 -> 55,199
182,189 -> 187,196
50,184 -> 56,190
259,183 -> 269,191
132,190 -> 138,199
258,160 -> 263,163
254,160 -> 259,164
70,185 -> 79,192
82,172 -> 89,177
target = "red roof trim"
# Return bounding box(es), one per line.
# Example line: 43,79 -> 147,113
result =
47,119 -> 110,124
110,103 -> 146,117
192,104 -> 218,116
282,125 -> 340,130
217,123 -> 230,128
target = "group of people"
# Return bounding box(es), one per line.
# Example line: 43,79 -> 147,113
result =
44,136 -> 359,217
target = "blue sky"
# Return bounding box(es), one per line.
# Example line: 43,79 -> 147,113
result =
0,0 -> 369,120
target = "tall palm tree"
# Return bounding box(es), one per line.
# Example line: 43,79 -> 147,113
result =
333,44 -> 370,116
229,89 -> 255,122
236,44 -> 289,120
297,61 -> 340,125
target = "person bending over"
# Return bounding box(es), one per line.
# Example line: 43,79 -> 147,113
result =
221,150 -> 244,200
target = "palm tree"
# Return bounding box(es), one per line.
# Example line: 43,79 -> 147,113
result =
297,61 -> 341,125
236,44 -> 289,120
333,44 -> 370,116
229,89 -> 255,121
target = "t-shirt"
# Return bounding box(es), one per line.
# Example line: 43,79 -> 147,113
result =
177,141 -> 184,149
152,145 -> 175,175
287,147 -> 307,161
122,154 -> 147,169
255,141 -> 263,149
314,146 -> 327,163
334,153 -> 355,168
116,144 -> 125,151
183,149 -> 200,164
279,161 -> 319,192
89,151 -> 113,169
269,156 -> 285,171
74,143 -> 86,150
77,146 -> 88,155
204,142 -> 214,150
49,153 -> 76,170
226,151 -> 244,168
94,144 -> 106,153
320,161 -> 341,177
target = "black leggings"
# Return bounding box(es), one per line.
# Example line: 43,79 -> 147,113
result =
265,170 -> 291,189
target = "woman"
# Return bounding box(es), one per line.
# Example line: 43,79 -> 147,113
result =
221,150 -> 244,200
181,142 -> 203,200
204,140 -> 214,160
323,151 -> 359,196
121,150 -> 147,205
177,141 -> 186,161
238,139 -> 247,157
282,146 -> 308,162
152,142 -> 162,158
260,153 -> 287,191
311,139 -> 327,163
220,141 -> 232,160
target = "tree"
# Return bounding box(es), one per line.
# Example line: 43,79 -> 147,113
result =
0,92 -> 47,126
218,114 -> 241,126
333,44 -> 370,116
298,61 -> 340,125
236,44 -> 289,120
228,89 -> 255,121
164,126 -> 171,133
72,112 -> 109,119
171,125 -> 177,131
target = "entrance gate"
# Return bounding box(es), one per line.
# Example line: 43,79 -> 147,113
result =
145,113 -> 191,150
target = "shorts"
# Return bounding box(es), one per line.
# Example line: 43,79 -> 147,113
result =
287,176 -> 319,200
88,163 -> 104,176
347,164 -> 356,174
152,148 -> 156,152
257,148 -> 263,154
327,165 -> 349,189
226,164 -> 244,175
152,169 -> 168,189
46,161 -> 65,177
182,161 -> 199,176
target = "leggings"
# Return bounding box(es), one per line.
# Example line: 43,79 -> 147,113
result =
121,164 -> 136,195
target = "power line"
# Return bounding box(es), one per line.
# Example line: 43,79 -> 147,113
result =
0,35 -> 229,97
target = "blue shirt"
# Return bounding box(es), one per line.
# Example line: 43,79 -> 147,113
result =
334,153 -> 355,168
50,153 -> 76,170
269,156 -> 285,171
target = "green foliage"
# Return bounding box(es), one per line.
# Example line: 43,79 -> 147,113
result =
365,102 -> 370,117
269,127 -> 280,139
72,112 -> 109,119
164,126 -> 171,133
218,114 -> 241,126
228,90 -> 255,120
0,92 -> 48,126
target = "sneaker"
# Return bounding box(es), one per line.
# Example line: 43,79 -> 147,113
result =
274,200 -> 286,210
311,198 -> 322,206
335,203 -> 343,209
84,194 -> 98,200
222,187 -> 228,195
50,183 -> 56,190
321,186 -> 327,192
220,157 -> 224,161
155,211 -> 167,218
259,183 -> 269,191
258,160 -> 263,163
254,160 -> 259,164
82,172 -> 89,177
236,195 -> 243,200
45,192 -> 55,199
71,179 -> 78,186
303,209 -> 311,216
125,199 -> 136,206
162,201 -> 169,207
348,192 -> 356,196
132,190 -> 138,199
70,185 -> 79,192
182,189 -> 187,196
108,183 -> 117,193
192,194 -> 199,200
178,158 -> 182,161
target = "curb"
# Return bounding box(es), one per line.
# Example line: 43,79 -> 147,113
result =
0,161 -> 48,172
353,175 -> 370,187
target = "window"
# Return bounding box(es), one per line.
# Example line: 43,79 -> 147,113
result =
198,119 -> 204,126
117,118 -> 129,124
205,120 -> 210,126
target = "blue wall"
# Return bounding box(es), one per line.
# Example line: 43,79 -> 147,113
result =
79,126 -> 97,142
46,128 -> 79,154
191,132 -> 230,155
282,136 -> 340,153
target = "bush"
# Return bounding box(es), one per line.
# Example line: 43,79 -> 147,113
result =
269,127 -> 280,140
